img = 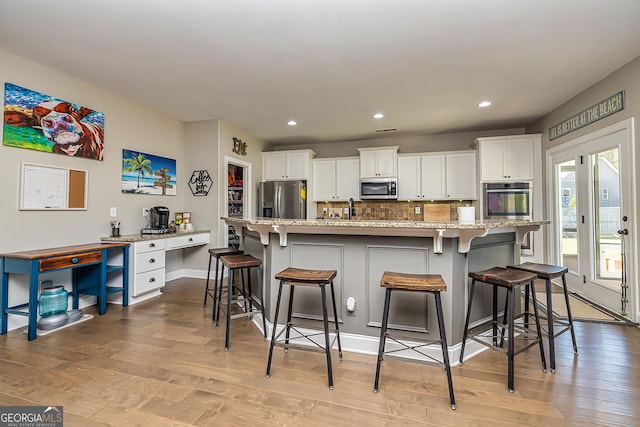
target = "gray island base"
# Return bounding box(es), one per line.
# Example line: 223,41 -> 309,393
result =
222,217 -> 548,365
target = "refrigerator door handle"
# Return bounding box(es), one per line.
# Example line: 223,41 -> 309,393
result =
275,185 -> 281,218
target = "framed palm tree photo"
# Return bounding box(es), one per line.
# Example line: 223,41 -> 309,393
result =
121,149 -> 177,195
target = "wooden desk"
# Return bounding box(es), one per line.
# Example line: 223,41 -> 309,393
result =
0,242 -> 130,340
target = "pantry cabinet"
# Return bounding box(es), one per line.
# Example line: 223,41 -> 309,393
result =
398,151 -> 476,200
475,135 -> 539,181
262,149 -> 316,181
357,146 -> 398,178
312,157 -> 359,201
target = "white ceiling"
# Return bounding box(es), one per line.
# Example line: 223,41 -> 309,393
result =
1,1 -> 640,145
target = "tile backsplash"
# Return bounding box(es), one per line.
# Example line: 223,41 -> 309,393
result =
315,200 -> 476,221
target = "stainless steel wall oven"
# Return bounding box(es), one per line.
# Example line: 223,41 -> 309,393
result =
483,182 -> 533,254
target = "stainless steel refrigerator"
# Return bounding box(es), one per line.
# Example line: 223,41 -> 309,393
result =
259,180 -> 307,219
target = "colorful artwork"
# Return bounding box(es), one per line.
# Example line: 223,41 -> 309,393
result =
3,83 -> 105,160
122,149 -> 177,195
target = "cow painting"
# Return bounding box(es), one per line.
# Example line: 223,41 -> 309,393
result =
3,83 -> 105,161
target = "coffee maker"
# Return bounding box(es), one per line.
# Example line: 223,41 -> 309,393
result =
150,206 -> 170,229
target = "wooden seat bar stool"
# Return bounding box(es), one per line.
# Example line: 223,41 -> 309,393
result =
508,262 -> 578,372
203,247 -> 243,314
459,267 -> 547,393
374,271 -> 456,409
216,254 -> 266,351
266,267 -> 343,390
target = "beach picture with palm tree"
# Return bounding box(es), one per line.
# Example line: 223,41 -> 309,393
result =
122,149 -> 177,195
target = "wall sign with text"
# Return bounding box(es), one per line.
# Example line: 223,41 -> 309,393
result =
549,91 -> 625,140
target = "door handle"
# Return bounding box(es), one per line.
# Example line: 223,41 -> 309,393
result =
617,229 -> 629,235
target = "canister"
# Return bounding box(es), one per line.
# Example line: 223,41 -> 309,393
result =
39,285 -> 69,318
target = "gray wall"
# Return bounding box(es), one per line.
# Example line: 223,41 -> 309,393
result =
526,55 -> 640,269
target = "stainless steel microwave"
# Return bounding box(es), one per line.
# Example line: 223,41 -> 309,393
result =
360,178 -> 397,200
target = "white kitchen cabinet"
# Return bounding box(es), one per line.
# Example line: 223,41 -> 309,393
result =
312,157 -> 359,201
475,135 -> 539,181
357,146 -> 398,178
262,149 -> 316,181
132,239 -> 166,297
398,151 -> 476,200
445,151 -> 477,199
125,232 -> 210,299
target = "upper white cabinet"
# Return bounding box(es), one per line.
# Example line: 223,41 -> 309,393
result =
312,157 -> 360,201
474,135 -> 539,181
262,149 -> 316,181
446,151 -> 477,199
357,146 -> 398,178
398,151 -> 476,200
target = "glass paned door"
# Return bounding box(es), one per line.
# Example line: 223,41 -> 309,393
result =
550,123 -> 634,320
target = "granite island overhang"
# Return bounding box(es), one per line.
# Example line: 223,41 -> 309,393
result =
222,217 -> 550,364
222,217 -> 547,253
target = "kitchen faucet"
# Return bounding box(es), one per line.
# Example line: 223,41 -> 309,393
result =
348,197 -> 356,220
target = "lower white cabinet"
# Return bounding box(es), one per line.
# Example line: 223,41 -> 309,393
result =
133,240 -> 166,297
130,232 -> 210,298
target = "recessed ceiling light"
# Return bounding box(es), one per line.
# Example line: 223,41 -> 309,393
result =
373,113 -> 384,119
287,120 -> 297,126
478,101 -> 492,108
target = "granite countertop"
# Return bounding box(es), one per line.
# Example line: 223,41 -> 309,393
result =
221,217 -> 549,230
100,229 -> 210,243
222,217 -> 548,253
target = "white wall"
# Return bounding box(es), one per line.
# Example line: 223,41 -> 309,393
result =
0,49 -> 185,331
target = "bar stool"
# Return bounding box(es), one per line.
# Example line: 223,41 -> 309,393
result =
459,267 -> 547,393
203,247 -> 243,314
266,267 -> 343,390
508,262 -> 578,372
216,254 -> 266,351
373,271 -> 456,410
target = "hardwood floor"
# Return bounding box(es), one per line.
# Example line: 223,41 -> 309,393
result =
1,277 -> 639,426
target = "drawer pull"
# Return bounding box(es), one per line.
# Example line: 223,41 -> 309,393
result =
150,243 -> 156,248
71,258 -> 79,264
149,258 -> 155,263
149,277 -> 155,282
188,238 -> 193,242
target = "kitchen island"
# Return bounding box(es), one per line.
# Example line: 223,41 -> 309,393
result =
223,217 -> 548,363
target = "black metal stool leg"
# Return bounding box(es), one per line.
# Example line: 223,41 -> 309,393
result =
224,268 -> 234,351
204,253 -> 213,307
215,263 -> 225,325
459,278 -> 476,364
561,274 -> 578,355
435,292 -> 456,410
258,265 -> 267,338
544,277 -> 556,372
266,279 -> 285,378
329,280 -> 342,359
374,288 -> 391,393
320,284 -> 334,390
529,281 -> 547,373
284,285 -> 295,352
506,287 -> 515,393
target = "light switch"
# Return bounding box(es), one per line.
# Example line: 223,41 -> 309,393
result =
110,207 -> 117,217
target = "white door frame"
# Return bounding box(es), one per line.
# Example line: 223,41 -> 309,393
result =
545,117 -> 637,322
221,156 -> 252,247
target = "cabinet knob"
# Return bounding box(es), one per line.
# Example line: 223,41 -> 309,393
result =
150,243 -> 155,248
188,238 -> 193,242
149,277 -> 155,283
149,258 -> 155,263
71,257 -> 79,264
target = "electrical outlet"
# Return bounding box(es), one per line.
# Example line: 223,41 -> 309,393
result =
343,207 -> 349,215
415,206 -> 421,214
142,207 -> 150,217
322,207 -> 328,214
109,207 -> 117,217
